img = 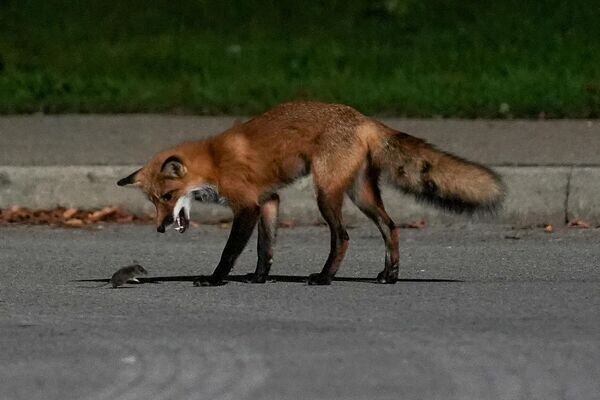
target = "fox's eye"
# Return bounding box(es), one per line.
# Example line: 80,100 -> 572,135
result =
161,191 -> 174,201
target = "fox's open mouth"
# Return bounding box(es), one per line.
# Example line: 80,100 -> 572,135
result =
171,190 -> 194,234
174,208 -> 189,233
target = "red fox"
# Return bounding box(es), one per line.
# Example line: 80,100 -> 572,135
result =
118,101 -> 504,286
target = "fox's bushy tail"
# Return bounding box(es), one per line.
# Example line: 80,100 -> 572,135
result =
376,132 -> 505,214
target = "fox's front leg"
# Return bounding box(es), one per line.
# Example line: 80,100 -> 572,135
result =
246,193 -> 280,283
194,206 -> 260,286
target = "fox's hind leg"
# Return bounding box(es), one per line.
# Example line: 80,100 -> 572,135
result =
309,142 -> 368,285
347,166 -> 400,283
246,193 -> 280,283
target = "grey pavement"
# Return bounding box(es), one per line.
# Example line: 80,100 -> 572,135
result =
1,115 -> 600,224
1,224 -> 600,400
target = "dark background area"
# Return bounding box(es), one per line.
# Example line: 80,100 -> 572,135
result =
0,0 -> 599,116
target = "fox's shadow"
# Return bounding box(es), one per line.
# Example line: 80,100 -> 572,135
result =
74,274 -> 463,285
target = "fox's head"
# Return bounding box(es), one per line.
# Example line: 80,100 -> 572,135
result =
117,147 -> 215,234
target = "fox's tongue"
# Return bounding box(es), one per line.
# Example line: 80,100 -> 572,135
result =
175,208 -> 189,233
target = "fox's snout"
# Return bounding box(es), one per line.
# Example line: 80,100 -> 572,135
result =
157,214 -> 174,233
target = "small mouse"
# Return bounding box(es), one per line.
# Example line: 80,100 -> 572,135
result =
96,264 -> 148,288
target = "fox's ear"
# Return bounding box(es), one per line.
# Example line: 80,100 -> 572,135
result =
161,156 -> 187,179
117,168 -> 142,186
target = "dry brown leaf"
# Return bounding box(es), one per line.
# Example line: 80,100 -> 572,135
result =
88,207 -> 118,222
568,219 -> 591,229
543,224 -> 554,233
278,219 -> 295,228
65,218 -> 84,226
62,208 -> 79,220
400,220 -> 427,229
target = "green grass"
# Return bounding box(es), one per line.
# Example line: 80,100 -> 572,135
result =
0,0 -> 599,117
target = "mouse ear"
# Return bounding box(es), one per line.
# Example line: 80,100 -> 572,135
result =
117,168 -> 143,186
161,156 -> 187,179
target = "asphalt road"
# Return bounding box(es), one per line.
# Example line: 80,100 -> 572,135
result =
1,224 -> 599,400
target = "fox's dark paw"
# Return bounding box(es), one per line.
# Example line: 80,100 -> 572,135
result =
244,273 -> 268,284
193,275 -> 227,287
307,273 -> 332,286
376,269 -> 398,284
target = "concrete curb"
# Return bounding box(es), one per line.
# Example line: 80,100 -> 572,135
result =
1,165 -> 597,225
2,116 -> 599,166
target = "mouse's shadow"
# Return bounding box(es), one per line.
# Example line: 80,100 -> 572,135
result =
74,274 -> 463,285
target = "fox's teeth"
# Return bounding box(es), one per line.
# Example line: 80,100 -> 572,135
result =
174,216 -> 182,231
